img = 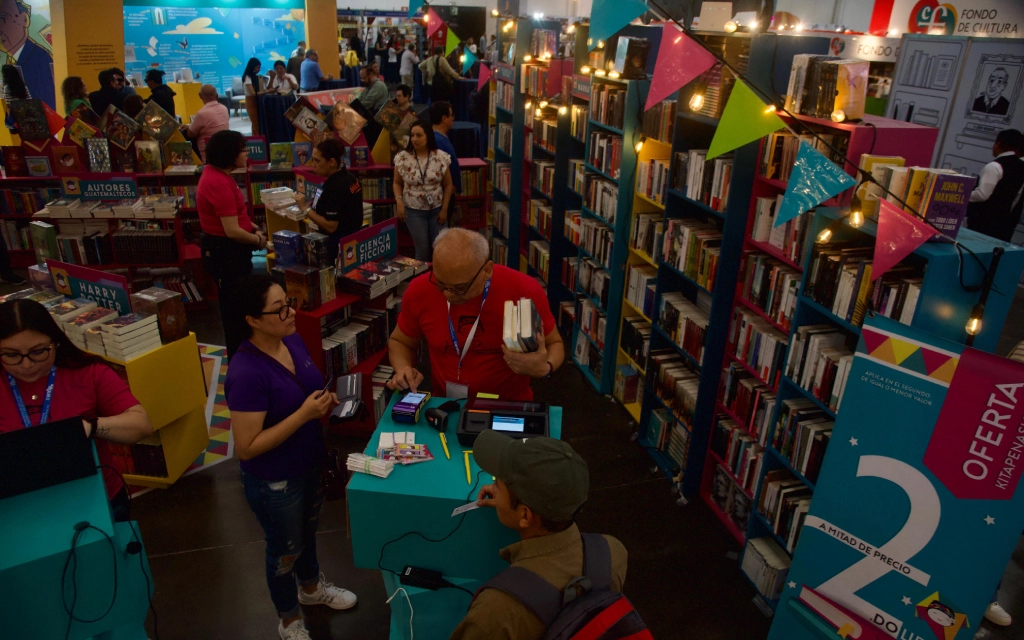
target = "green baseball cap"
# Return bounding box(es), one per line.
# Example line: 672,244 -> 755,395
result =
473,430 -> 589,522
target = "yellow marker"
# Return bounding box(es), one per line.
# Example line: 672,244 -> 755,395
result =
464,450 -> 473,484
476,393 -> 499,399
439,432 -> 451,460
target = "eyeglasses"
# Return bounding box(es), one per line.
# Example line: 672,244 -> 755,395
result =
114,76 -> 125,84
0,343 -> 54,366
258,299 -> 295,321
430,260 -> 490,296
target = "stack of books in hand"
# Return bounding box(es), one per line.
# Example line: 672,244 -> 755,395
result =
502,297 -> 543,353
100,312 -> 161,362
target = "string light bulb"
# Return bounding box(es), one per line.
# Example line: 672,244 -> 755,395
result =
535,108 -> 543,117
524,100 -> 532,109
795,23 -> 804,31
635,138 -> 645,153
831,109 -> 847,123
523,54 -> 532,62
587,38 -> 593,46
608,71 -> 621,79
559,105 -> 568,115
848,208 -> 865,228
724,20 -> 738,33
594,69 -> 606,77
816,227 -> 833,243
460,55 -> 466,63
539,100 -> 548,108
765,104 -> 776,114
580,65 -> 591,74
597,40 -> 604,48
503,20 -> 515,32
966,304 -> 984,336
689,92 -> 705,111
491,8 -> 500,16
567,23 -> 576,34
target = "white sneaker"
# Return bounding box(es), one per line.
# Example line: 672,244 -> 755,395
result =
985,602 -> 1012,626
297,573 -> 358,610
278,619 -> 312,640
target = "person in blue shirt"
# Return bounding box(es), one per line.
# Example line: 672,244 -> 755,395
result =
300,49 -> 333,92
429,101 -> 462,195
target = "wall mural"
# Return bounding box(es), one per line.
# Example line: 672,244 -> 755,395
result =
122,5 -> 304,95
3,0 -> 55,108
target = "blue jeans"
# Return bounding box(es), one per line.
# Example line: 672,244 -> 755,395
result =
242,469 -> 324,618
405,206 -> 443,261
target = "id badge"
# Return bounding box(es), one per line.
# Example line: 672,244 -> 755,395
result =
447,382 -> 469,399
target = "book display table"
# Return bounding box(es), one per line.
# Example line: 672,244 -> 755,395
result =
348,395 -> 564,640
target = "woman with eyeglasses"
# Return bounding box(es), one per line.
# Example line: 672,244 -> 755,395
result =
0,299 -> 153,520
224,275 -> 356,640
392,119 -> 454,261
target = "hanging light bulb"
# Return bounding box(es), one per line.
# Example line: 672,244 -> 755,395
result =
594,69 -> 606,77
539,100 -> 548,108
523,54 -> 532,62
966,304 -> 984,336
816,227 -> 833,243
524,100 -> 532,109
535,108 -> 543,117
567,23 -> 576,34
795,23 -> 804,31
689,92 -> 705,111
724,20 -> 738,33
503,19 -> 515,32
491,8 -> 500,17
831,109 -> 847,123
608,71 -> 621,79
580,65 -> 591,74
848,208 -> 865,228
460,54 -> 466,63
587,38 -> 593,46
635,138 -> 645,153
764,104 -> 776,114
597,40 -> 604,48
558,105 -> 568,115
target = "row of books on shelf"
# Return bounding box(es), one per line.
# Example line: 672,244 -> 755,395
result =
131,267 -> 204,303
806,244 -> 922,327
42,195 -> 181,220
740,254 -> 801,332
728,308 -> 789,391
495,81 -> 515,112
865,160 -> 974,234
786,324 -> 856,413
579,217 -> 614,269
648,349 -> 699,425
322,307 -> 391,381
695,35 -> 749,119
495,163 -> 512,197
107,438 -> 168,478
491,237 -> 509,265
741,537 -> 791,600
625,263 -> 656,320
534,118 -> 558,153
497,123 -> 513,157
589,82 -> 626,130
0,186 -> 62,216
579,258 -> 610,308
570,105 -> 587,141
335,256 -> 430,301
531,161 -> 556,198
0,220 -> 29,251
528,200 -> 553,240
361,176 -> 393,200
640,100 -> 675,146
673,151 -> 732,213
370,363 -> 396,424
711,414 -> 763,496
636,158 -> 670,205
646,408 -> 689,470
562,256 -> 578,292
523,63 -> 557,97
584,174 -> 619,224
761,132 -> 850,184
558,300 -> 575,338
663,218 -> 721,292
564,210 -> 581,246
527,240 -> 550,282
577,297 -> 607,350
658,292 -> 709,366
721,364 -> 776,445
784,55 -> 867,121
620,315 -> 651,372
572,325 -> 604,382
494,202 -> 511,238
772,397 -> 834,485
613,363 -> 641,406
630,212 -> 663,264
460,168 -> 487,197
759,470 -> 812,554
750,195 -> 813,267
710,462 -> 753,533
570,159 -> 585,196
587,132 -> 623,180
528,30 -> 557,59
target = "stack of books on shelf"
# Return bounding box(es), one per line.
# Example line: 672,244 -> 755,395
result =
337,256 -> 425,300
711,414 -> 764,494
648,349 -> 700,424
590,82 -> 626,130
658,292 -> 709,365
261,186 -> 305,221
131,269 -> 203,304
693,35 -> 749,119
785,56 -> 868,120
460,168 -> 486,196
250,180 -> 295,206
2,186 -> 62,216
97,313 -> 162,363
535,117 -> 557,152
493,202 -> 511,238
531,161 -> 556,197
646,408 -> 690,469
876,165 -> 974,235
495,163 -> 512,196
0,219 -> 30,251
740,254 -> 801,331
579,218 -> 614,268
637,158 -> 671,205
570,106 -> 587,141
630,212 -> 664,262
710,462 -> 753,533
527,240 -> 550,282
496,81 -> 514,111
50,222 -> 116,266
63,307 -> 118,351
561,256 -> 579,291
584,175 -> 618,224
579,258 -> 610,308
361,176 -> 393,200
497,123 -> 513,156
112,224 -> 179,265
528,200 -> 553,239
625,263 -> 657,319
786,324 -> 855,412
641,99 -> 676,145
772,397 -> 834,484
728,308 -> 789,390
741,537 -> 791,600
370,364 -> 396,423
587,131 -> 622,179
672,150 -> 733,212
721,364 -> 776,443
620,315 -> 651,371
564,210 -> 582,245
322,308 -> 390,380
662,218 -> 722,292
750,195 -> 812,266
614,364 -> 641,405
759,470 -> 813,551
570,159 -> 586,195
558,301 -> 576,338
577,297 -> 606,348
761,132 -> 850,183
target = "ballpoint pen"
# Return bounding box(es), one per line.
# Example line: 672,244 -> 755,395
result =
464,450 -> 472,484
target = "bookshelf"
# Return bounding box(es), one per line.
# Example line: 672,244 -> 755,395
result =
0,176 -> 62,268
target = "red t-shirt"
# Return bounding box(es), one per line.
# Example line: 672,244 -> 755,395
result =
197,166 -> 253,236
0,363 -> 142,499
397,265 -> 556,400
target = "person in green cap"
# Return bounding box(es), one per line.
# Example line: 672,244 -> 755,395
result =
450,430 -> 629,639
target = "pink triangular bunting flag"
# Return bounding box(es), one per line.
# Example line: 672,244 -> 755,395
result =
861,327 -> 889,355
873,198 -> 935,281
478,63 -> 492,90
920,347 -> 953,374
646,24 -> 718,111
426,8 -> 443,38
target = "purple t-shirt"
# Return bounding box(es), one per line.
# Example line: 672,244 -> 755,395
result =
225,333 -> 326,479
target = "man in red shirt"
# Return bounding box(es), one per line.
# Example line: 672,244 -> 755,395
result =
388,228 -> 564,400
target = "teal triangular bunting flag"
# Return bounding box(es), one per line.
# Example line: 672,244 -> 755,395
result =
775,142 -> 857,227
589,0 -> 648,50
408,0 -> 424,18
463,48 -> 478,74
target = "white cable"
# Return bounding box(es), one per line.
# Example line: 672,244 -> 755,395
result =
386,587 -> 414,640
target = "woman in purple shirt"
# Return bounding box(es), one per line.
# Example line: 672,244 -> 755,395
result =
224,275 -> 357,640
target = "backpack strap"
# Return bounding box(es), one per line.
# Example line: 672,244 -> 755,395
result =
477,566 -> 564,628
581,533 -> 613,592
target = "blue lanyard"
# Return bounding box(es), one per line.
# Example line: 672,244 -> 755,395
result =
447,279 -> 490,379
7,366 -> 57,428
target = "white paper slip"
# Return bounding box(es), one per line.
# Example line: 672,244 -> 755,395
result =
451,502 -> 481,517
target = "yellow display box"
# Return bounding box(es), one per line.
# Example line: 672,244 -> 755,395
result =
123,406 -> 209,488
136,82 -> 205,124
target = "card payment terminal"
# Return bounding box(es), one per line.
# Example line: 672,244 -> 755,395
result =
456,398 -> 549,446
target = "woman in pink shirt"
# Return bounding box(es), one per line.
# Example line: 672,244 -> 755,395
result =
198,130 -> 267,356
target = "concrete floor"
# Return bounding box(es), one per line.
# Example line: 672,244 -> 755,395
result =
5,279 -> 1024,639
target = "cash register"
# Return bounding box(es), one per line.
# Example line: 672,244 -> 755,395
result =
456,398 -> 550,446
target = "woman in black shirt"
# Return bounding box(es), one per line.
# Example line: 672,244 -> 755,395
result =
294,139 -> 363,265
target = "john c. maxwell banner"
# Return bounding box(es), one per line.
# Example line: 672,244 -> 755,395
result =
768,315 -> 1024,640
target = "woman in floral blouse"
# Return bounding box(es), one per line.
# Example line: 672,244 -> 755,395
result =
392,119 -> 454,261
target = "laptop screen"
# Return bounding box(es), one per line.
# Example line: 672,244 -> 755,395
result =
0,418 -> 97,499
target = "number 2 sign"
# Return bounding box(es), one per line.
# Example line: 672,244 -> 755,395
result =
769,316 -> 1024,640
